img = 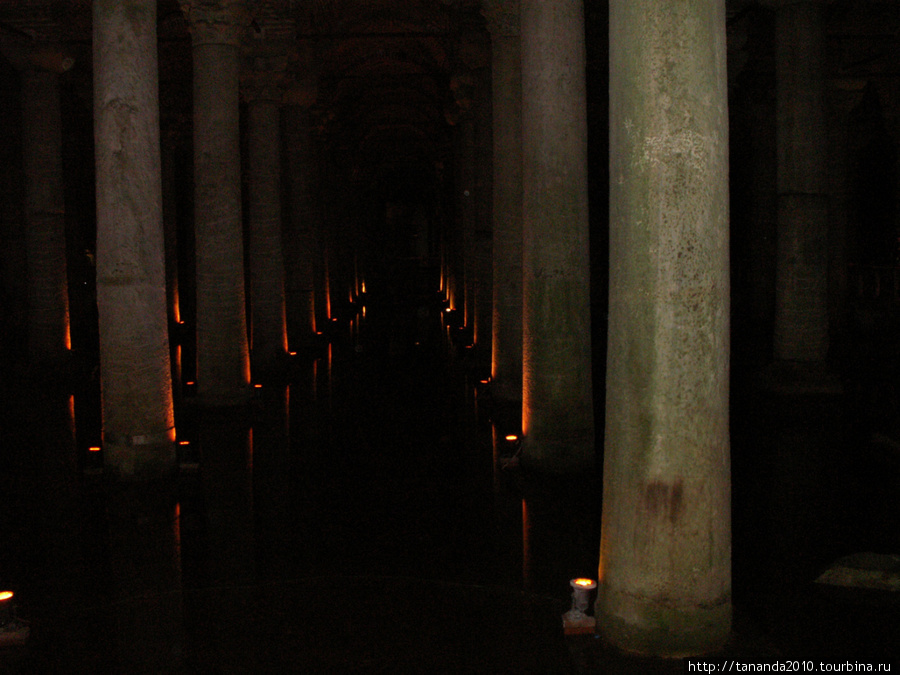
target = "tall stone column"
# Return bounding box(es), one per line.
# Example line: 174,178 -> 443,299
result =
520,0 -> 593,470
9,43 -> 73,367
94,0 -> 176,478
181,0 -> 251,404
599,0 -> 731,656
283,97 -> 321,343
483,0 -> 522,405
773,0 -> 828,362
243,29 -> 291,378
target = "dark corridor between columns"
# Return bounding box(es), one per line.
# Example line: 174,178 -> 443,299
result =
0,284 -> 598,672
2,279 -> 900,672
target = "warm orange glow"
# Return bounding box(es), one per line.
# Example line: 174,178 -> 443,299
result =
361,280 -> 366,294
573,578 -> 596,588
289,351 -> 297,356
179,440 -> 189,446
173,291 -> 182,325
254,383 -> 263,389
0,591 -> 13,602
505,434 -> 518,442
89,446 -> 101,453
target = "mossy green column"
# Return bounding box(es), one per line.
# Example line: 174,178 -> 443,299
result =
520,0 -> 593,470
94,0 -> 176,478
599,0 -> 731,656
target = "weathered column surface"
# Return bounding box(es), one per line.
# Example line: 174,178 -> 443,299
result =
599,0 -> 731,656
773,0 -> 828,361
520,0 -> 593,470
181,0 -> 251,404
16,48 -> 72,366
244,34 -> 290,377
484,0 -> 523,404
94,0 -> 176,478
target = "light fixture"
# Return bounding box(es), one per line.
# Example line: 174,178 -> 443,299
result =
562,578 -> 597,632
0,591 -> 30,647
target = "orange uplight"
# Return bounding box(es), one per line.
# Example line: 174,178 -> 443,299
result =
254,383 -> 263,389
505,434 -> 518,442
573,578 -> 596,588
0,591 -> 13,602
89,446 -> 101,453
179,440 -> 189,446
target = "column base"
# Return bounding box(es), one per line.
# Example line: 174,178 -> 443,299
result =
103,439 -> 176,482
596,589 -> 731,658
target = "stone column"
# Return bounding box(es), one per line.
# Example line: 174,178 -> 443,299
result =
520,0 -> 593,470
283,98 -> 321,342
773,0 -> 828,362
483,0 -> 522,404
599,0 -> 731,656
243,30 -> 291,378
94,0 -> 176,478
9,42 -> 73,367
181,0 -> 251,404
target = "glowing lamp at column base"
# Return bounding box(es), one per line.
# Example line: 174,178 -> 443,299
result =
0,592 -> 13,626
562,578 -> 597,633
0,591 -> 30,648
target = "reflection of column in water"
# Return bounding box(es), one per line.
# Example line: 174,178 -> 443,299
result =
106,489 -> 184,671
199,413 -> 255,585
252,384 -> 294,579
522,498 -> 532,590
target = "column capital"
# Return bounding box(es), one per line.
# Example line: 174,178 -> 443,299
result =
481,0 -> 519,37
180,0 -> 251,47
241,7 -> 297,103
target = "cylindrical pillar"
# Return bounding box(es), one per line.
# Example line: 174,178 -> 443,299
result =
520,0 -> 593,470
245,72 -> 288,377
94,0 -> 176,478
20,62 -> 71,366
181,0 -> 251,404
484,0 -> 523,404
283,96 -> 320,343
600,0 -> 731,656
773,0 -> 828,361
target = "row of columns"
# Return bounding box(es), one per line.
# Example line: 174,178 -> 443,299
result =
484,0 -> 731,655
10,0 -> 833,657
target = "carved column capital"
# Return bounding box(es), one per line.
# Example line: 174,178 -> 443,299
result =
481,0 -> 519,37
180,0 -> 251,47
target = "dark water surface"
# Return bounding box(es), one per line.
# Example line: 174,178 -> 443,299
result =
1,298 -> 898,672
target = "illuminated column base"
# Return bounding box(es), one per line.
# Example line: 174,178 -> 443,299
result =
599,0 -> 731,656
